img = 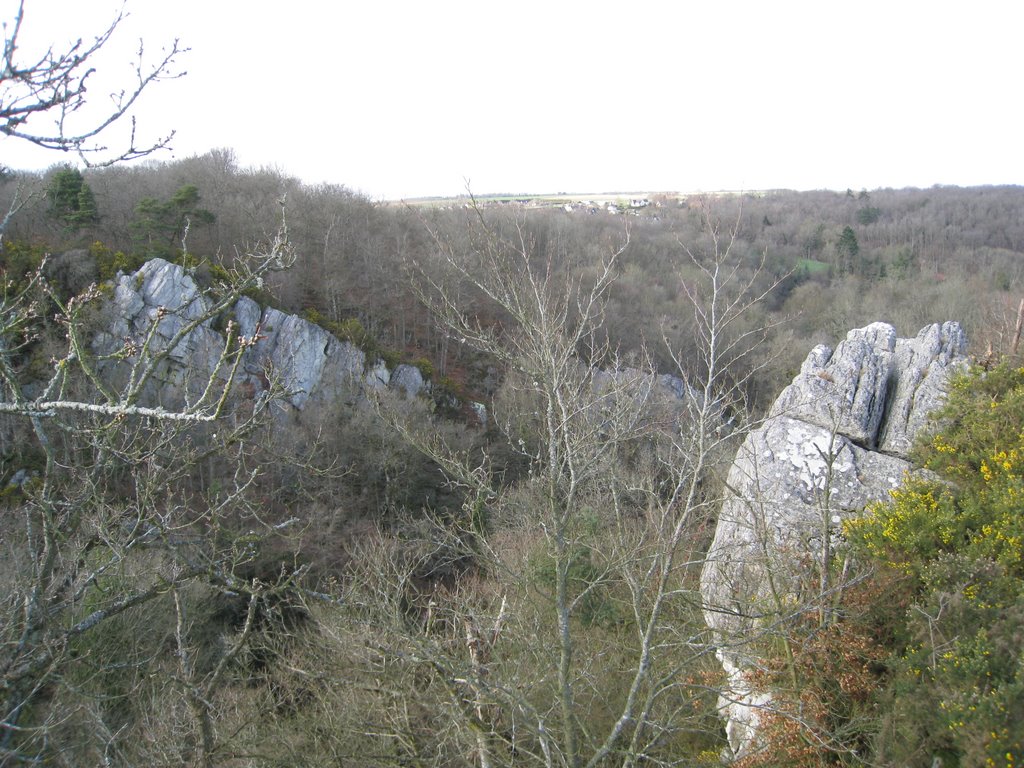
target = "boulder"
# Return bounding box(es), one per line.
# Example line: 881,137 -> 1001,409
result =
390,364 -> 428,399
700,321 -> 967,759
363,360 -> 391,393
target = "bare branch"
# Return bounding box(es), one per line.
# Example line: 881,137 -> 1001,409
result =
0,0 -> 186,166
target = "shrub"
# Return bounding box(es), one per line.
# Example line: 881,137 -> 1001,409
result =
412,356 -> 435,380
841,364 -> 1024,766
92,241 -> 145,282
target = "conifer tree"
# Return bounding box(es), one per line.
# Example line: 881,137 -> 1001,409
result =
46,166 -> 99,231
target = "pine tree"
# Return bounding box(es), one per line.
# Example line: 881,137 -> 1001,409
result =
46,166 -> 99,231
130,185 -> 216,258
72,183 -> 98,228
836,225 -> 860,274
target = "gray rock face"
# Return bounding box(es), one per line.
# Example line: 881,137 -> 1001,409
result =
95,259 -> 429,414
363,360 -> 391,393
253,310 -> 342,409
769,322 -> 896,446
879,321 -> 967,455
102,258 -> 214,349
769,321 -> 967,453
233,295 -> 263,339
95,259 -> 224,404
700,321 -> 967,759
589,367 -> 706,420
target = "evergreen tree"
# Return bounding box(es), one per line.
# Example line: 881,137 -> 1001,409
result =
836,225 -> 860,274
46,166 -> 99,231
856,205 -> 881,225
131,184 -> 216,258
73,182 -> 98,228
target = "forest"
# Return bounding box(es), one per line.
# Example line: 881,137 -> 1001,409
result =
7,154 -> 1024,408
1,149 -> 1022,767
2,6 -> 1024,766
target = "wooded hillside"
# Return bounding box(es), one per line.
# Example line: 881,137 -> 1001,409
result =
2,155 -> 1023,766
5,155 -> 1022,408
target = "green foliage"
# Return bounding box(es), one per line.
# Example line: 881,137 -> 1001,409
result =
795,257 -> 830,275
0,239 -> 47,289
856,206 -> 881,225
335,316 -> 370,346
47,166 -> 99,231
303,310 -> 372,351
843,364 -> 1024,765
130,184 -> 215,259
836,225 -> 860,260
0,446 -> 45,506
916,364 -> 1024,488
171,252 -> 236,295
888,246 -> 918,279
412,356 -> 435,380
431,374 -> 465,416
91,240 -> 145,281
528,537 -> 624,629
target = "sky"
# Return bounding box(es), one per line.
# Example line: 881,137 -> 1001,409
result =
1,0 -> 1022,200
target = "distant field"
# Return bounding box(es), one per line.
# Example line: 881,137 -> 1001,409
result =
796,258 -> 830,274
395,190 -> 748,207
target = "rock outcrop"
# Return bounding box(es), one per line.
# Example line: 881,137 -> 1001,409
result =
93,259 -> 706,426
94,259 -> 431,412
700,321 -> 967,759
590,366 -> 704,410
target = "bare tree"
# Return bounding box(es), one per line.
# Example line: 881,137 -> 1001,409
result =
1,0 -> 183,165
0,218 -> 306,764
307,200 -> 785,767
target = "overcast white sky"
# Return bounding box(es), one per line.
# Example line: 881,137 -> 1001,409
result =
2,0 -> 1022,200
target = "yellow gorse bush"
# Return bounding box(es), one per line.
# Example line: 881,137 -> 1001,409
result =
842,363 -> 1024,765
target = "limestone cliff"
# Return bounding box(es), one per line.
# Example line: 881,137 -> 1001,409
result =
93,258 -> 430,412
699,321 -> 967,758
